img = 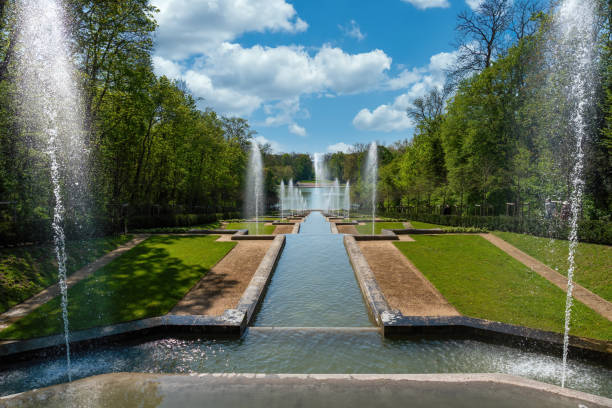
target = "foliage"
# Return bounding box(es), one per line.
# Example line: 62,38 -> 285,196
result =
394,235 -> 612,341
493,231 -> 612,302
0,235 -> 132,313
0,235 -> 236,339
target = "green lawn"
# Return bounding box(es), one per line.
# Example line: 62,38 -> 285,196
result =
0,235 -> 236,340
0,235 -> 132,314
394,235 -> 612,341
223,222 -> 275,235
409,221 -> 446,229
132,221 -> 220,234
493,231 -> 612,302
356,222 -> 405,234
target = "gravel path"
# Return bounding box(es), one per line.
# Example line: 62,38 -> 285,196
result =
358,241 -> 459,317
171,240 -> 273,316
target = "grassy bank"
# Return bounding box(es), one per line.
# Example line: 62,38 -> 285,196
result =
223,222 -> 275,235
0,235 -> 235,340
394,235 -> 612,341
0,235 -> 133,314
492,231 -> 612,302
356,222 -> 405,234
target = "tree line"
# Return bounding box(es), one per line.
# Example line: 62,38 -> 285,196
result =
322,0 -> 611,222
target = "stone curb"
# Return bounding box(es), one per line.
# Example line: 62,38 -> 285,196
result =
343,235 -> 392,326
231,235 -> 276,240
236,235 -> 286,325
330,222 -> 339,234
4,373 -> 609,407
353,235 -> 399,241
0,311 -> 246,364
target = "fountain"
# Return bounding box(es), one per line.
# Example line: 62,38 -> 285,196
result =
314,153 -> 326,186
551,0 -> 599,388
14,0 -> 92,382
365,142 -> 378,235
246,143 -> 264,234
333,178 -> 340,217
344,181 -> 351,219
279,181 -> 286,220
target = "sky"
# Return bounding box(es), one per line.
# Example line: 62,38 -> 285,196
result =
151,0 -> 483,154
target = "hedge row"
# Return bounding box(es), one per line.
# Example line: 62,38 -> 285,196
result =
0,212 -> 242,246
383,213 -> 612,245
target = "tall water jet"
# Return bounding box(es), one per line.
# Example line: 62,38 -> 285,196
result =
246,143 -> 264,234
314,153 -> 326,186
333,178 -> 340,217
15,0 -> 91,382
365,142 -> 378,235
551,0 -> 599,388
279,180 -> 286,220
288,179 -> 294,216
344,181 -> 351,219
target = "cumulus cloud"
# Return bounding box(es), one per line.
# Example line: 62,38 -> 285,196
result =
353,49 -> 458,132
153,43 -> 392,116
400,0 -> 450,9
289,123 -> 307,137
153,0 -> 308,59
327,142 -> 352,153
339,20 -> 365,41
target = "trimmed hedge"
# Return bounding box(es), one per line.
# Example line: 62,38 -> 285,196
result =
0,211 -> 242,246
127,212 -> 241,230
383,213 -> 611,245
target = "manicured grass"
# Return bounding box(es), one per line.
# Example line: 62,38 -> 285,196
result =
394,235 -> 612,341
493,231 -> 612,302
409,221 -> 445,229
223,222 -> 275,235
0,235 -> 133,314
356,222 -> 405,235
0,235 -> 236,340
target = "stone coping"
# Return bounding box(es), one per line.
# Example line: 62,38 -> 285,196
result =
0,235 -> 287,365
236,235 -> 286,325
231,235 -> 276,240
343,234 -> 612,364
3,373 -> 610,407
330,222 -> 339,234
343,235 -> 391,326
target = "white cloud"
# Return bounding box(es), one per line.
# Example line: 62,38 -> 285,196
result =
339,20 -> 365,41
153,0 -> 308,59
400,0 -> 450,9
353,49 -> 458,132
353,103 -> 413,132
327,142 -> 352,153
289,123 -> 307,137
253,135 -> 283,153
465,0 -> 483,10
153,43 -> 392,116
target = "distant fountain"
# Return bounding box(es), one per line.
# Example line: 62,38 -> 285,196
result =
314,153 -> 326,186
344,181 -> 351,219
551,0 -> 599,388
288,179 -> 294,216
365,142 -> 378,235
15,0 -> 91,382
280,181 -> 286,220
333,178 -> 340,217
246,143 -> 264,234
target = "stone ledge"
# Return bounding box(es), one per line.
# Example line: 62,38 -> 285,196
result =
236,235 -> 286,325
0,310 -> 247,365
343,235 -> 392,325
383,314 -> 612,365
4,372 -> 610,407
231,235 -> 276,240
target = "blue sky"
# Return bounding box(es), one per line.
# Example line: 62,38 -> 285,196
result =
152,0 -> 481,153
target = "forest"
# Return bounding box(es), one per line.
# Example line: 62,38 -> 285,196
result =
0,0 -> 610,244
